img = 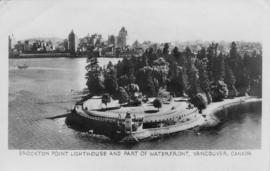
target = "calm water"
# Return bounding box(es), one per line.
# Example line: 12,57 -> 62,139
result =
9,57 -> 261,149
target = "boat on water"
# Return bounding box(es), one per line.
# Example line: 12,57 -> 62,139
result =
69,97 -> 206,142
17,64 -> 29,69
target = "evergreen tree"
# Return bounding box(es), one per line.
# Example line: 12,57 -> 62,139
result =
248,51 -> 262,97
118,87 -> 129,104
196,58 -> 210,93
147,47 -> 158,66
210,80 -> 228,102
85,57 -> 104,95
118,75 -> 130,87
184,47 -> 193,69
184,47 -> 199,97
104,61 -> 118,96
228,42 -> 242,88
206,43 -> 218,81
163,43 -> 169,55
141,54 -> 149,67
228,42 -> 250,95
168,47 -> 189,96
187,67 -> 200,97
229,42 -> 238,61
167,61 -> 178,95
172,47 -> 181,60
212,53 -> 225,81
224,59 -> 238,97
197,47 -> 206,60
145,71 -> 156,97
167,64 -> 188,96
116,57 -> 136,87
127,59 -> 136,84
151,58 -> 169,88
137,66 -> 156,97
217,53 -> 225,81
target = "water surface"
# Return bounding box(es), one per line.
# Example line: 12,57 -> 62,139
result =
8,57 -> 261,149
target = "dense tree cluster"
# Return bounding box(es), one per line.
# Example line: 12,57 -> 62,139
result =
85,57 -> 104,95
85,41 -> 262,105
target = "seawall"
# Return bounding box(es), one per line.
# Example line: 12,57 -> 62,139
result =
202,97 -> 261,127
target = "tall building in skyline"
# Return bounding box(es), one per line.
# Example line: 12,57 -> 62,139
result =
68,30 -> 76,55
117,27 -> 127,49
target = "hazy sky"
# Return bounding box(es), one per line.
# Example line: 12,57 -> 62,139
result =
0,0 -> 267,43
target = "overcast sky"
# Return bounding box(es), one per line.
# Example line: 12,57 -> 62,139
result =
0,0 -> 267,44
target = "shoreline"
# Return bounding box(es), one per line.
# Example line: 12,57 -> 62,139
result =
9,54 -> 123,59
202,96 -> 261,127
69,96 -> 261,141
10,56 -> 86,59
204,96 -> 261,115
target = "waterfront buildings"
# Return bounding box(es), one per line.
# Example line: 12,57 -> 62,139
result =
8,27 -> 262,58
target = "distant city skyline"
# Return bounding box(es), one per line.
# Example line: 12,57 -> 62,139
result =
1,0 -> 266,44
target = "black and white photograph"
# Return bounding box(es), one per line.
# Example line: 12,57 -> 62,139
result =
1,0 -> 270,170
6,0 -> 263,149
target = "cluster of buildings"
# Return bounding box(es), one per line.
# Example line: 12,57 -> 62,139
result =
9,27 -> 146,58
8,33 -> 74,57
8,27 -> 262,58
9,27 -> 211,58
76,27 -> 138,57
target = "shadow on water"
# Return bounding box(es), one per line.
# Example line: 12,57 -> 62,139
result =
214,100 -> 261,125
65,112 -> 90,132
63,112 -> 141,149
200,100 -> 262,136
